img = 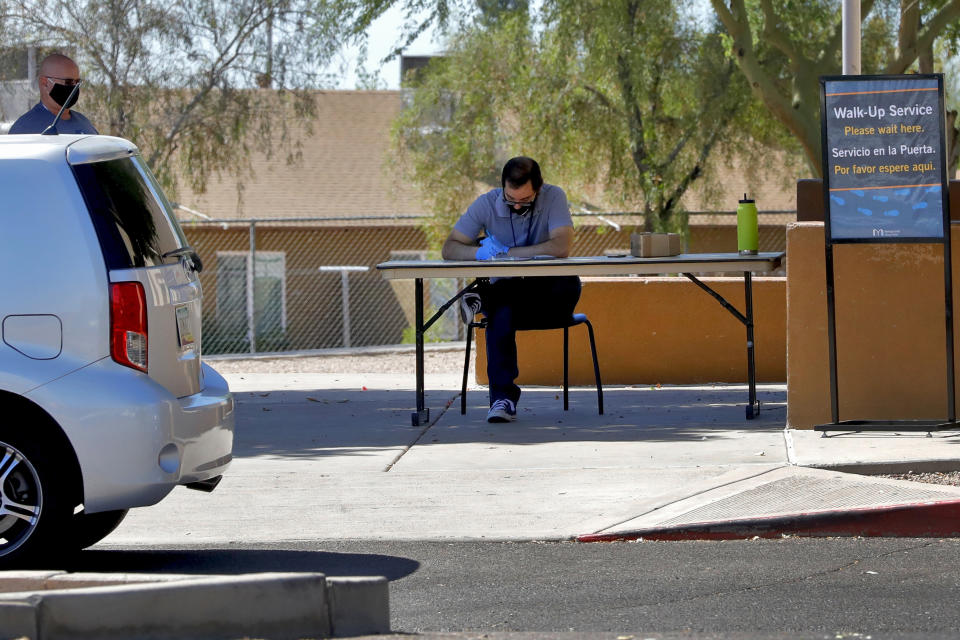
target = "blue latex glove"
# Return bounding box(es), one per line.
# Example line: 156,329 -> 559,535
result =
475,235 -> 509,261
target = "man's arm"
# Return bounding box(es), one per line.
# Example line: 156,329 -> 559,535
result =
441,224 -> 573,260
505,225 -> 573,258
441,229 -> 482,260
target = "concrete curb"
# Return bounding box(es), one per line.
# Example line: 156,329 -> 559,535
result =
577,498 -> 960,542
806,459 -> 960,475
0,571 -> 389,639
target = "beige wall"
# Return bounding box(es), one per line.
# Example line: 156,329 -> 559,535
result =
786,222 -> 959,428
475,277 -> 786,386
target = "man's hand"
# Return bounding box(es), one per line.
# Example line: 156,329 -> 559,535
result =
475,235 -> 509,261
443,229 -> 495,260
503,225 -> 573,259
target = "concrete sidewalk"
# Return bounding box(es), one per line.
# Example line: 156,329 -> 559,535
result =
104,370 -> 960,546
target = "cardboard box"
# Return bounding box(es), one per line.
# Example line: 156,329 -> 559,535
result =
630,232 -> 682,257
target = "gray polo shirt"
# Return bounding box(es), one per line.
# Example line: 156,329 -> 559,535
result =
453,183 -> 573,248
9,102 -> 98,135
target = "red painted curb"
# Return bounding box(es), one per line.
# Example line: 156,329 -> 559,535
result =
577,499 -> 960,542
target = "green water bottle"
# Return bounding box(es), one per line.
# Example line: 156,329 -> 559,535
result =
737,194 -> 759,255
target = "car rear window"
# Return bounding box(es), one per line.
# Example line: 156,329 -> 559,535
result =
73,156 -> 187,269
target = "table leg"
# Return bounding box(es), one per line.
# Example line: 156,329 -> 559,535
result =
683,272 -> 759,419
744,271 -> 759,419
413,278 -> 429,426
408,279 -> 486,425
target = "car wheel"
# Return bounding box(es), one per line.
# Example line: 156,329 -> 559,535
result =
72,509 -> 129,550
0,436 -> 72,566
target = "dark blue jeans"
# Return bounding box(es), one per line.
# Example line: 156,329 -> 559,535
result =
477,276 -> 582,405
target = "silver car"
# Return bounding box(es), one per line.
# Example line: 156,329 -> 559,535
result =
0,134 -> 234,564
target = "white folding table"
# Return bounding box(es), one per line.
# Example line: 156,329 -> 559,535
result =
377,252 -> 785,425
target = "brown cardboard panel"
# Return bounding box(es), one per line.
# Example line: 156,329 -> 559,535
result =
631,233 -> 682,257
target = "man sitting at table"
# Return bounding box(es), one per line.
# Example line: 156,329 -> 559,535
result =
441,156 -> 580,423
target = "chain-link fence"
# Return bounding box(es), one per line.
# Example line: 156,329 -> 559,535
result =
181,211 -> 793,355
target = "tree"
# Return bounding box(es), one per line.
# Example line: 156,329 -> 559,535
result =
2,0 -> 348,195
334,0 -> 456,63
392,0 -> 766,241
710,0 -> 960,176
1,0 -> 457,197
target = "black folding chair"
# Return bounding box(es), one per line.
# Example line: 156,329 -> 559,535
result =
461,312 -> 603,415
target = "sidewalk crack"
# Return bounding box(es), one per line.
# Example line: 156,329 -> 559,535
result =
587,466 -> 787,534
383,391 -> 460,472
783,425 -> 797,465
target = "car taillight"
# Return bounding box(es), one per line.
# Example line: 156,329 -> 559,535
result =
110,282 -> 148,372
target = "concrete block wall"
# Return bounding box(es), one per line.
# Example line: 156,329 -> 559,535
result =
786,222 -> 960,429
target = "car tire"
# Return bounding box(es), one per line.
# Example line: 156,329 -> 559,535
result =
71,509 -> 129,550
0,434 -> 73,567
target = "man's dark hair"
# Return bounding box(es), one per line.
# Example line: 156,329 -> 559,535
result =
501,156 -> 543,190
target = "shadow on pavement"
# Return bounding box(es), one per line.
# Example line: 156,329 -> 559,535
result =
60,548 -> 420,581
231,384 -> 786,460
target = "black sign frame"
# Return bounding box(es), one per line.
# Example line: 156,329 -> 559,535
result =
817,73 -> 956,433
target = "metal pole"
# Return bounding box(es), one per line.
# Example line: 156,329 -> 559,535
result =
248,220 -> 257,354
318,266 -> 369,349
414,278 -> 429,426
825,243 -> 840,424
842,0 -> 861,75
340,271 -> 351,348
744,271 -> 758,419
944,238 -> 956,422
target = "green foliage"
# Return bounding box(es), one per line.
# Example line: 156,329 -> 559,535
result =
389,13 -> 529,246
392,0 -> 767,246
710,0 -> 960,176
1,0 -> 387,198
401,312 -> 451,344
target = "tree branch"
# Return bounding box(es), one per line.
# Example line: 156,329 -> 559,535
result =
582,84 -> 624,118
617,0 -> 649,176
663,131 -> 690,169
898,0 -> 920,63
759,0 -> 803,67
148,5 -> 272,167
886,0 -> 960,73
660,62 -> 738,218
661,118 -> 725,221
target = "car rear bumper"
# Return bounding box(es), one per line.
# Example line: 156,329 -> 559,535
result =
175,364 -> 235,484
27,358 -> 235,513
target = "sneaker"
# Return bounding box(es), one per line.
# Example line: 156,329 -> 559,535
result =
459,293 -> 482,324
487,398 -> 517,423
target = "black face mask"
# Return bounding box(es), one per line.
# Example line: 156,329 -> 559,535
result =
509,195 -> 537,217
49,82 -> 79,109
510,202 -> 533,218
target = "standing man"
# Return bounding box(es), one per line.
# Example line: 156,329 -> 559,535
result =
9,53 -> 98,135
442,156 -> 580,423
